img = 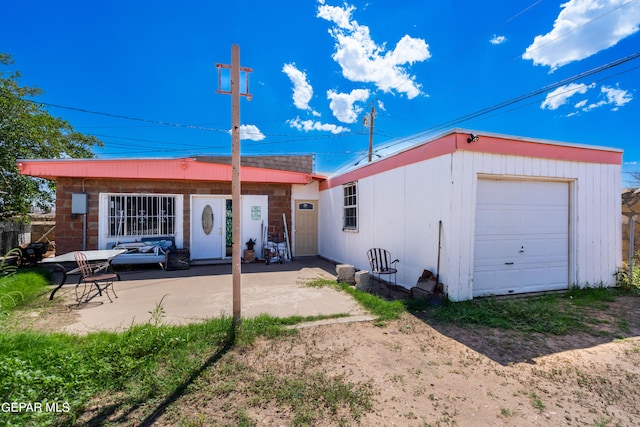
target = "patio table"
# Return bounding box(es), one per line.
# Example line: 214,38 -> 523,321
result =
39,249 -> 126,300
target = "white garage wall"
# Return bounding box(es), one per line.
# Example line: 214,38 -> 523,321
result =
319,155 -> 454,289
320,149 -> 621,301
449,151 -> 621,300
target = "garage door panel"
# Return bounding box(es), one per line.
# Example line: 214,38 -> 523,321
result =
473,179 -> 569,297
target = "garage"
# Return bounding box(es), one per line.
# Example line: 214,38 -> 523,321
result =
473,178 -> 569,297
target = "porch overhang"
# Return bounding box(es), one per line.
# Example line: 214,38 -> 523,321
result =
17,157 -> 326,185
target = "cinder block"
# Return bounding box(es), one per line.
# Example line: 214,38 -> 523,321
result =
336,264 -> 356,284
355,270 -> 371,291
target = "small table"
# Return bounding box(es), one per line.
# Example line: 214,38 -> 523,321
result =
39,249 -> 126,300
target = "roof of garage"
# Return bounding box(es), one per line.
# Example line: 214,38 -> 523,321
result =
321,129 -> 623,190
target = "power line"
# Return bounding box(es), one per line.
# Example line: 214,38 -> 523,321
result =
13,98 -> 230,133
367,52 -> 640,157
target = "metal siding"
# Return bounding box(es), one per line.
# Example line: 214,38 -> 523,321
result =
320,149 -> 620,301
473,179 -> 570,296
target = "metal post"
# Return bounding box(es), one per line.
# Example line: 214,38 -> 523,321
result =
630,215 -> 636,285
231,44 -> 241,327
367,104 -> 375,162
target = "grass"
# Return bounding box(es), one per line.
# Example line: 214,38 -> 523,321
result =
417,286 -> 624,335
0,273 -> 380,426
0,269 -> 49,314
305,278 -> 405,323
2,269 -> 636,425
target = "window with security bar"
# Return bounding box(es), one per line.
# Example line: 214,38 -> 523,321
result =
107,194 -> 177,238
343,182 -> 358,231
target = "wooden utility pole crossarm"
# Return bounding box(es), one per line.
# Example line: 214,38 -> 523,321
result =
216,45 -> 252,327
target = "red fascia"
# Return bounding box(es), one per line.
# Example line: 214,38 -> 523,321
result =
17,158 -> 325,185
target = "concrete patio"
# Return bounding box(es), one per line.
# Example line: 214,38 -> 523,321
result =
55,257 -> 373,334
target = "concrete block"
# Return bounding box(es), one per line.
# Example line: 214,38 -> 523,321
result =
355,270 -> 371,291
336,264 -> 355,284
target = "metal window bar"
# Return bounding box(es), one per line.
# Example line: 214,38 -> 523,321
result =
108,195 -> 176,237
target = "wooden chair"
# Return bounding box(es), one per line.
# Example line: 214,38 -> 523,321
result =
74,252 -> 119,303
367,248 -> 399,295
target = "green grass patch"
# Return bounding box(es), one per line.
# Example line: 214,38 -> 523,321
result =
305,279 -> 405,323
0,315 -> 297,426
420,286 -> 623,335
0,269 -> 49,314
0,273 -> 378,426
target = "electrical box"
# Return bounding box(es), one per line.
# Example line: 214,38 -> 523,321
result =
71,193 -> 88,215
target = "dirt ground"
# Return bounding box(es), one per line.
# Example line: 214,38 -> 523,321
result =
15,294 -> 640,426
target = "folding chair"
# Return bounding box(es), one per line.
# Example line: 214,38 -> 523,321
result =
74,252 -> 119,303
367,248 -> 399,296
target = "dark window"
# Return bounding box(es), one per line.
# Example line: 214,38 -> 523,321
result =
343,182 -> 358,231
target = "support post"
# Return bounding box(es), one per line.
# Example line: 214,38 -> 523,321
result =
367,104 -> 375,162
216,45 -> 252,329
630,215 -> 636,286
231,44 -> 241,328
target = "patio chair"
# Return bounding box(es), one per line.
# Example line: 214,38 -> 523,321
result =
74,251 -> 119,303
367,248 -> 399,296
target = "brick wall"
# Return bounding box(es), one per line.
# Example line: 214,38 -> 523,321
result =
55,178 -> 292,254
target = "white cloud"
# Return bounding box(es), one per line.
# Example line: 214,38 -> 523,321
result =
582,85 -> 633,111
317,1 -> 431,99
490,34 -> 507,45
282,63 -> 316,112
574,99 -> 588,108
601,85 -> 633,109
327,88 -> 370,123
287,117 -> 349,134
238,124 -> 265,141
541,82 -> 632,114
523,0 -> 640,70
541,83 -> 594,110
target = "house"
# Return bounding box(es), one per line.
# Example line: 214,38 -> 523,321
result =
18,129 -> 623,301
318,129 -> 622,301
17,155 -> 325,261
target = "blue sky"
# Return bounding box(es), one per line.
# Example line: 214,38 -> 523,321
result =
2,0 -> 639,180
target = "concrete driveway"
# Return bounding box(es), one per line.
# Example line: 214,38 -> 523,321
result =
59,257 -> 372,333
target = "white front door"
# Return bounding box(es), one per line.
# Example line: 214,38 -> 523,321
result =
191,196 -> 224,260
473,179 -> 569,297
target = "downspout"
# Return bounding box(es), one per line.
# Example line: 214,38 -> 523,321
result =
82,178 -> 88,251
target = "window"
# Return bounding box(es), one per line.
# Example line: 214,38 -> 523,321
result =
343,182 -> 358,231
106,194 -> 177,238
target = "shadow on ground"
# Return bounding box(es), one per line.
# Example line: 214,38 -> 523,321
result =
408,295 -> 640,365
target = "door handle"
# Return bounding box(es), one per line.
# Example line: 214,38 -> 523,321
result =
505,262 -> 514,265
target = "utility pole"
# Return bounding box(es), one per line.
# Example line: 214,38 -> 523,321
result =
216,45 -> 252,329
367,103 -> 376,162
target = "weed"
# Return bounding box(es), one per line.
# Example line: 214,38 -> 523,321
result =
0,248 -> 21,277
423,287 -> 623,335
0,269 -> 48,315
530,392 -> 546,413
305,278 -> 405,322
149,294 -> 169,326
500,407 -> 513,417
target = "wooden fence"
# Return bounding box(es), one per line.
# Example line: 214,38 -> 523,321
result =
0,222 -> 31,255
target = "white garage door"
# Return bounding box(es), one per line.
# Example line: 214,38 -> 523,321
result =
473,179 -> 569,297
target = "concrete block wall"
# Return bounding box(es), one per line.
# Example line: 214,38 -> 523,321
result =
195,155 -> 314,174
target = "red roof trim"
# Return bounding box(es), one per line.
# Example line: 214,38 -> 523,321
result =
320,131 -> 622,191
17,158 -> 326,185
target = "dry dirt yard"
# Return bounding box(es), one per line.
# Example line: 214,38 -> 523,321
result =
21,294 -> 640,426
151,297 -> 640,427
